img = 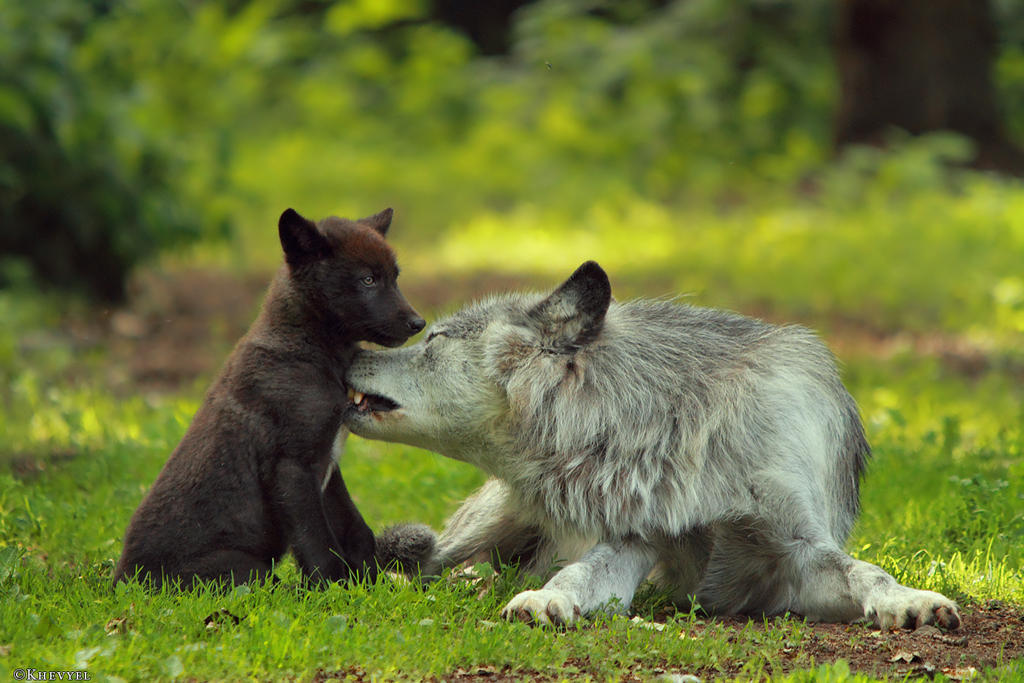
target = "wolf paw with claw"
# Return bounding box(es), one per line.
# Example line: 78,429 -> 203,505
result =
501,589 -> 582,626
866,588 -> 961,630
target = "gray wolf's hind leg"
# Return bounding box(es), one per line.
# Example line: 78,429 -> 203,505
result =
793,549 -> 961,630
697,516 -> 961,630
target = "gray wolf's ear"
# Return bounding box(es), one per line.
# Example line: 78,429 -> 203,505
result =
530,260 -> 611,346
279,208 -> 330,267
359,207 -> 394,236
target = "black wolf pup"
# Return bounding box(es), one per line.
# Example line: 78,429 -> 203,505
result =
114,208 -> 426,588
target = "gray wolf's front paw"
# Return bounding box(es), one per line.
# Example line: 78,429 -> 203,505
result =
501,589 -> 582,626
866,588 -> 961,630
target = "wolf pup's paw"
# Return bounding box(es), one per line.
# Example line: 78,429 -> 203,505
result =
866,588 -> 961,631
502,589 -> 582,627
375,523 -> 438,576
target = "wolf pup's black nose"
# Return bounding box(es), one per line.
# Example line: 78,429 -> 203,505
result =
407,316 -> 426,334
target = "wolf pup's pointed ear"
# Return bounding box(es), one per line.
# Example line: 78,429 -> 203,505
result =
530,260 -> 612,347
279,208 -> 329,267
359,208 -> 394,237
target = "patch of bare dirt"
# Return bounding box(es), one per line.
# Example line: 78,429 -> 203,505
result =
711,600 -> 1024,680
820,315 -> 1012,380
311,602 -> 1024,681
105,268 -> 270,393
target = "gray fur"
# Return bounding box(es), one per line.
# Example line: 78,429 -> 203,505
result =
375,523 -> 437,572
345,261 -> 960,630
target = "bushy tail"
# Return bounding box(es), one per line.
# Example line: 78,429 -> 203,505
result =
375,523 -> 439,576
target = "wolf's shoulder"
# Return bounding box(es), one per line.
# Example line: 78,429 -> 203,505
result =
607,299 -> 830,366
612,298 -> 801,336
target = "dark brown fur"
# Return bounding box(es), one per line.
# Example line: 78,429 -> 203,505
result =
113,208 -> 424,588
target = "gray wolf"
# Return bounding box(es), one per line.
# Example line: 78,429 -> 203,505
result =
115,207 -> 431,588
345,261 -> 961,629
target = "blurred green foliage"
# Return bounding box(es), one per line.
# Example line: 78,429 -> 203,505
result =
5,0 -> 1024,306
0,0 -> 1022,374
224,0 -> 842,228
0,0 -> 232,301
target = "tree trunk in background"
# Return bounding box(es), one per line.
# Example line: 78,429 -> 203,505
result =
835,0 -> 1024,175
432,0 -> 537,55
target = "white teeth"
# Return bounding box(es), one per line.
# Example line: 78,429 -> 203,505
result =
353,392 -> 365,405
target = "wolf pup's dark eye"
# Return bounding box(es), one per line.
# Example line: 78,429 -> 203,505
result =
360,275 -> 375,287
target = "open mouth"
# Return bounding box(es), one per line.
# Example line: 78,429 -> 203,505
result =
347,387 -> 399,414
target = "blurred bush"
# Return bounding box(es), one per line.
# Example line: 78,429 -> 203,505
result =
0,0 -> 229,301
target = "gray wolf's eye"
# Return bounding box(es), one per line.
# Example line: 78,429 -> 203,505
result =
426,330 -> 446,343
360,275 -> 375,287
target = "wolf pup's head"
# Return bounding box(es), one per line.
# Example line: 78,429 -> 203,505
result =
278,207 -> 425,347
345,261 -> 612,471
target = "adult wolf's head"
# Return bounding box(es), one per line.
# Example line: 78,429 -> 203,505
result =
344,261 -> 612,472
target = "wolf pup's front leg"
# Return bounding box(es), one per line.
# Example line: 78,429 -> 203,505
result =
273,458 -> 370,583
318,463 -> 377,578
501,540 -> 657,626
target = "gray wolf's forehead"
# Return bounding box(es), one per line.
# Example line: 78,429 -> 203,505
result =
434,293 -> 543,336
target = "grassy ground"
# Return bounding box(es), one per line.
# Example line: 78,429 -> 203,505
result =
1,262 -> 1022,681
